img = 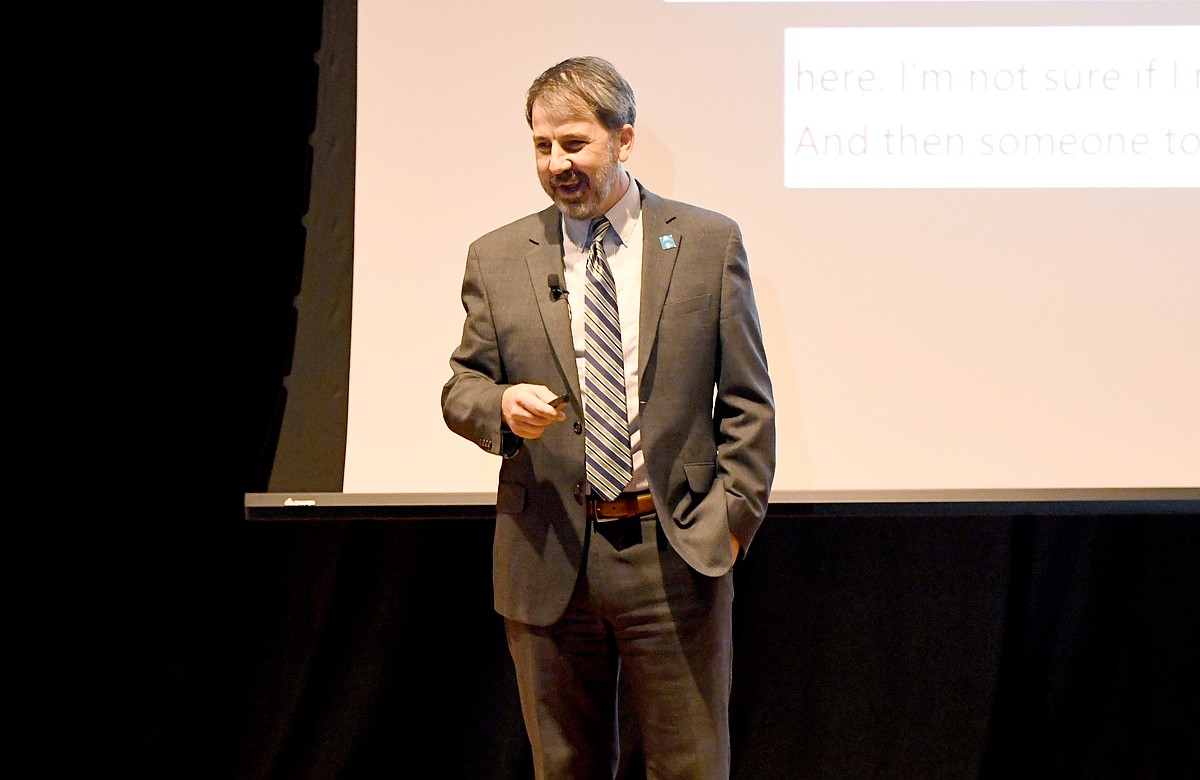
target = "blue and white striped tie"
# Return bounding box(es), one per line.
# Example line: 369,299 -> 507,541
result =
583,216 -> 632,501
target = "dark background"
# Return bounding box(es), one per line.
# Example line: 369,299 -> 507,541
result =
115,2 -> 1199,777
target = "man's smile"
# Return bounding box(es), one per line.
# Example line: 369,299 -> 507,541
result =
553,173 -> 587,196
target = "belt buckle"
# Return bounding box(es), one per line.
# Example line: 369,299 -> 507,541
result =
589,494 -> 624,523
590,491 -> 652,522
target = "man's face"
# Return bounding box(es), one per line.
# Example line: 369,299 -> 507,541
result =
531,98 -> 634,221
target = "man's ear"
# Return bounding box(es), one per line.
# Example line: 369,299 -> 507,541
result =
617,124 -> 635,162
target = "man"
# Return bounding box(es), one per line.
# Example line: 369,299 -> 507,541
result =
442,57 -> 775,779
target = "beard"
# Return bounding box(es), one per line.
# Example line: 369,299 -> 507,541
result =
543,142 -> 621,221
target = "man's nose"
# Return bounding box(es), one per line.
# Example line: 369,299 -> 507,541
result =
549,146 -> 571,174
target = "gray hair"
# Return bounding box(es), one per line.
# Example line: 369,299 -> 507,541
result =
525,57 -> 636,132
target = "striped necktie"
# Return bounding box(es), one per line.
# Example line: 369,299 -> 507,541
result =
583,216 -> 632,501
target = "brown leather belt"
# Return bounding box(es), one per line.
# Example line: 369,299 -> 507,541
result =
586,490 -> 655,521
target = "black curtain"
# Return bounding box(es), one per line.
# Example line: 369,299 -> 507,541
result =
118,3 -> 1199,778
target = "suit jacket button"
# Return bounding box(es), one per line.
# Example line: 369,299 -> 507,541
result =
573,422 -> 582,434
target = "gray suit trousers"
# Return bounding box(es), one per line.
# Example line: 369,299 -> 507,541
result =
505,515 -> 734,780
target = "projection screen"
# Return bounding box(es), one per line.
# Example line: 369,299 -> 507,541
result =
253,0 -> 1199,509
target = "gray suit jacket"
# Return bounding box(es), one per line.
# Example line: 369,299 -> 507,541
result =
442,184 -> 776,626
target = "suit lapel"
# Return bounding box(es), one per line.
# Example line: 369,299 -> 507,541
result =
637,187 -> 679,381
525,206 -> 582,399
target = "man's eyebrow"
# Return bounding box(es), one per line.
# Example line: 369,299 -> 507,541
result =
532,132 -> 590,145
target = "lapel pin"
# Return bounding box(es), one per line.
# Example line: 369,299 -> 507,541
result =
659,235 -> 676,250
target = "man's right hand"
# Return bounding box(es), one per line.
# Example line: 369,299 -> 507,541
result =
502,384 -> 567,439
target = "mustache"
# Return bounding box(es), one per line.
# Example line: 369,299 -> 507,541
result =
550,171 -> 587,188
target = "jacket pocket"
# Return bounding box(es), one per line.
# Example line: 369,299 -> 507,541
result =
662,293 -> 713,317
683,462 -> 716,494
